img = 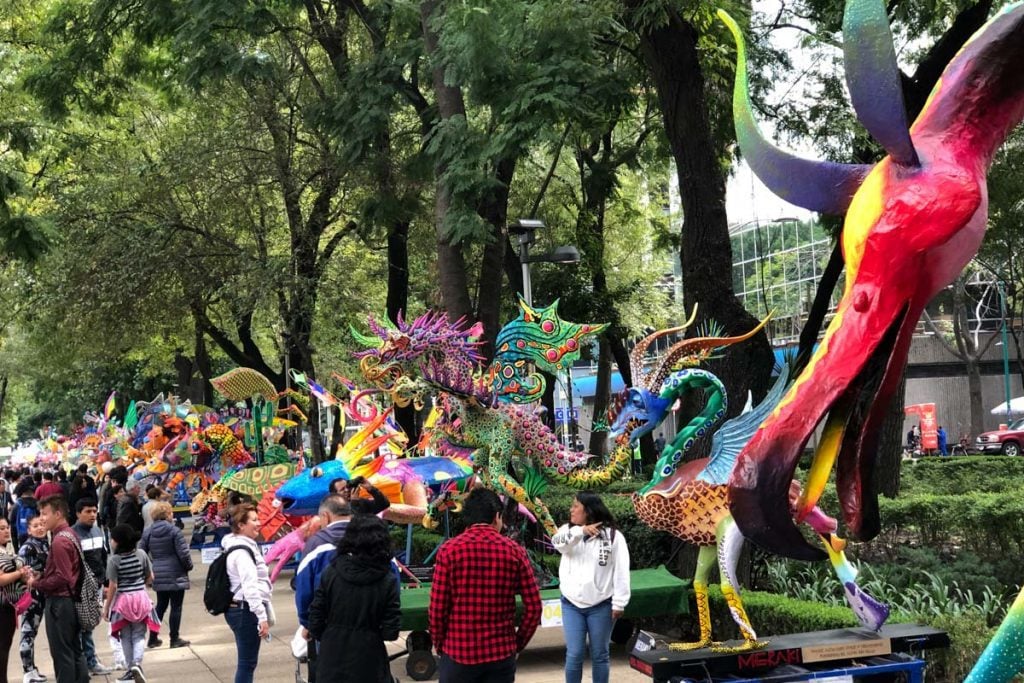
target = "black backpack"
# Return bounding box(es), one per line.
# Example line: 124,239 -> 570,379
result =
203,545 -> 256,615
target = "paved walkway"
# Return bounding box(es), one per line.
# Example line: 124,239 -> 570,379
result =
8,544 -> 652,682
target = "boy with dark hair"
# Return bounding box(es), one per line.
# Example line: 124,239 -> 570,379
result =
429,488 -> 542,682
19,514 -> 49,683
72,498 -> 111,675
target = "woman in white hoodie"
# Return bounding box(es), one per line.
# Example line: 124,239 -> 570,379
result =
552,492 -> 630,683
221,504 -> 273,683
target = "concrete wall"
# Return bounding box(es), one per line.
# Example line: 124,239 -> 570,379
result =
904,332 -> 1023,438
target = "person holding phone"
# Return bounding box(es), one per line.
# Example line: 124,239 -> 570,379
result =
222,504 -> 273,683
552,493 -> 631,683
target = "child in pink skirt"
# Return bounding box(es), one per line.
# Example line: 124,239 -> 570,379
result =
103,524 -> 160,683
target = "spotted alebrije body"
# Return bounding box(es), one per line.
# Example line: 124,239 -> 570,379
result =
356,301 -> 628,537
221,463 -> 296,498
432,397 -> 635,535
631,481 -> 730,546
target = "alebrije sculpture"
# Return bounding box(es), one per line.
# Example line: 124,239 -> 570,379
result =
718,0 -> 1024,558
720,0 -> 1024,677
354,301 -> 635,535
612,323 -> 887,652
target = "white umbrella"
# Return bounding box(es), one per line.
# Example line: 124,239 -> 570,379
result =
989,397 -> 1024,417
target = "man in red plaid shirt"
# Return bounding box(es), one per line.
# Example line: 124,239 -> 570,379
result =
429,487 -> 542,682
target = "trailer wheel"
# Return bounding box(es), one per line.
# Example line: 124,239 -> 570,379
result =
406,649 -> 437,681
406,630 -> 433,652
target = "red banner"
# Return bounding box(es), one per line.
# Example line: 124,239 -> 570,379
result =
904,403 -> 939,450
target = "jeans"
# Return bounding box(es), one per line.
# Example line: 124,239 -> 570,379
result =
438,654 -> 515,683
80,629 -> 98,668
561,597 -> 613,683
155,590 -> 185,640
225,605 -> 261,683
19,598 -> 44,672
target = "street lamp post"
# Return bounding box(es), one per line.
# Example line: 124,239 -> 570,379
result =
510,219 -> 582,446
975,258 -> 1014,424
998,279 -> 1013,423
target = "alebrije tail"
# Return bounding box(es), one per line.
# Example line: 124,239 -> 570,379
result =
546,435 -> 634,489
965,585 -> 1024,683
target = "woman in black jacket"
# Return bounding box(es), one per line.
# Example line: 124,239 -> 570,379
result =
308,515 -> 400,683
138,501 -> 193,649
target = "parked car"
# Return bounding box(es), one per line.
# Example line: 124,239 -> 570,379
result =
975,417 -> 1024,455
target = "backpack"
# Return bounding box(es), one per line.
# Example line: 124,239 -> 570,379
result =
15,500 -> 36,538
204,545 -> 256,616
56,530 -> 101,630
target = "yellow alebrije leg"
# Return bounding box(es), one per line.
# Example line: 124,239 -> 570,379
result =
668,581 -> 716,651
711,584 -> 767,653
492,469 -> 558,536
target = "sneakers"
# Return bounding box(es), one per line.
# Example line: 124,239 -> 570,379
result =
169,638 -> 191,649
89,663 -> 114,676
146,637 -> 163,649
129,666 -> 147,683
116,674 -> 134,682
22,670 -> 46,683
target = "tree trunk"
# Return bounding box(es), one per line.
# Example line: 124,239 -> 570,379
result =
0,375 -> 8,430
588,338 -> 613,458
874,367 -> 905,497
421,0 -> 474,323
631,8 -> 774,429
475,156 -> 517,359
193,324 -> 214,406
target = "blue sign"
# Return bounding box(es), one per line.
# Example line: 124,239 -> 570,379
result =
554,408 -> 579,424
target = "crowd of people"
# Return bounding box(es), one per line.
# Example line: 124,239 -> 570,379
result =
0,463 -> 189,683
0,462 -> 633,683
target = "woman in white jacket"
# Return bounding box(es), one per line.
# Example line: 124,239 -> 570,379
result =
221,504 -> 273,683
552,492 -> 630,683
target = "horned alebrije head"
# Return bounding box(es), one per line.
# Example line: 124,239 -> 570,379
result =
610,311 -> 771,443
720,0 -> 1024,561
352,310 -> 488,401
494,297 -> 608,372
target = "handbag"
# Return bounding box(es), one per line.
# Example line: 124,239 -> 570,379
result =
57,531 -> 102,630
0,552 -> 25,607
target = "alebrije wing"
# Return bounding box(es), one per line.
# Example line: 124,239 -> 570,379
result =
698,364 -> 790,486
211,368 -> 278,402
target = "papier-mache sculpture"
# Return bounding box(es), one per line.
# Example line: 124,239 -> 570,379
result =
612,318 -> 887,652
719,0 -> 1024,678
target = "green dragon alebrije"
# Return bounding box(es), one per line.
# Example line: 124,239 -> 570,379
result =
353,299 -> 636,535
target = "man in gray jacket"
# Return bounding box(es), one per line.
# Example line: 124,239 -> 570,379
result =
71,498 -> 111,675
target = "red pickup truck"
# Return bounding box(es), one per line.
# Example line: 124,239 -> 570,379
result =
975,418 -> 1024,456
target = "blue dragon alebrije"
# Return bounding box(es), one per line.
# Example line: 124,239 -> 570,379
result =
610,321 -> 888,652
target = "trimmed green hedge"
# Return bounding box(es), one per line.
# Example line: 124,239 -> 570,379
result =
900,456 -> 1024,495
705,585 -> 859,639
